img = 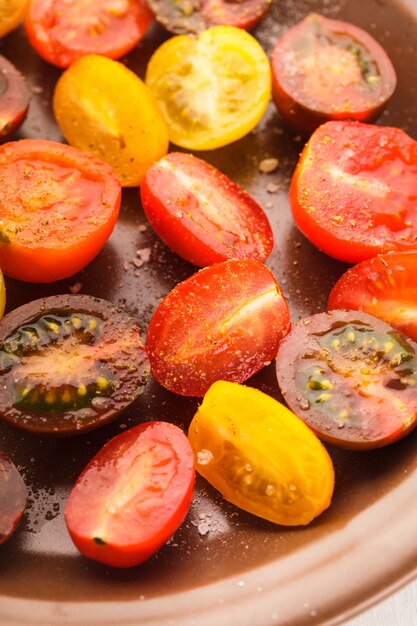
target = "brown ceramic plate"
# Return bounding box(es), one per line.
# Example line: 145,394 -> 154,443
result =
1,0 -> 417,624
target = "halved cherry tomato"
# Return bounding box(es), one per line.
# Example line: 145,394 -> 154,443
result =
145,26 -> 271,150
0,295 -> 149,436
328,252 -> 417,343
271,13 -> 396,135
290,121 -> 417,264
140,152 -> 273,267
146,258 -> 290,397
25,0 -> 153,68
276,310 -> 417,450
0,138 -> 121,282
0,452 -> 27,543
188,380 -> 334,526
0,0 -> 27,39
147,0 -> 271,35
0,55 -> 30,139
53,54 -> 169,187
65,421 -> 195,568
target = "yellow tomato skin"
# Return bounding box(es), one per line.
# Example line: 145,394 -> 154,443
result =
0,269 -> 5,318
0,0 -> 27,38
188,380 -> 334,526
145,26 -> 271,151
53,55 -> 169,187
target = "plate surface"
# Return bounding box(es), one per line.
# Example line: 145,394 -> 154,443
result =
1,0 -> 417,624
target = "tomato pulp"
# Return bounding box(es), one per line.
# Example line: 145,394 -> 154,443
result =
65,421 -> 195,567
141,152 -> 273,266
0,139 -> 121,282
290,121 -> 417,263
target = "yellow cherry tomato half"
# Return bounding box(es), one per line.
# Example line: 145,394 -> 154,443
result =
0,0 -> 27,38
53,54 -> 169,187
188,380 -> 335,526
145,25 -> 271,151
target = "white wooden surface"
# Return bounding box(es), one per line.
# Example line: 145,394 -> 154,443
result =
344,580 -> 417,625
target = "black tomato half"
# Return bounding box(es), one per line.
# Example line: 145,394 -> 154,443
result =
0,55 -> 31,139
271,13 -> 396,134
276,310 -> 417,450
146,0 -> 271,35
0,452 -> 27,543
0,295 -> 149,436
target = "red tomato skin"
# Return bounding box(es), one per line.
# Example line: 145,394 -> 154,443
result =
0,139 -> 121,283
0,56 -> 31,139
146,258 -> 291,397
25,0 -> 153,68
328,251 -> 417,342
290,121 -> 417,263
65,421 -> 195,568
271,13 -> 396,135
140,152 -> 273,267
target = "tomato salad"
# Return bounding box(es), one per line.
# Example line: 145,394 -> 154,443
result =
2,2 -> 417,575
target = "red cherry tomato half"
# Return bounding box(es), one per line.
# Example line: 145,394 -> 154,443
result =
0,453 -> 27,544
25,0 -> 153,68
271,13 -> 396,135
0,295 -> 149,436
276,310 -> 417,450
290,121 -> 417,264
0,139 -> 121,283
328,251 -> 417,343
0,56 -> 30,139
146,0 -> 271,35
65,421 -> 195,568
140,152 -> 273,267
146,258 -> 290,397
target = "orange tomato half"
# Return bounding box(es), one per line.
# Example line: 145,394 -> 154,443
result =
0,139 -> 121,283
